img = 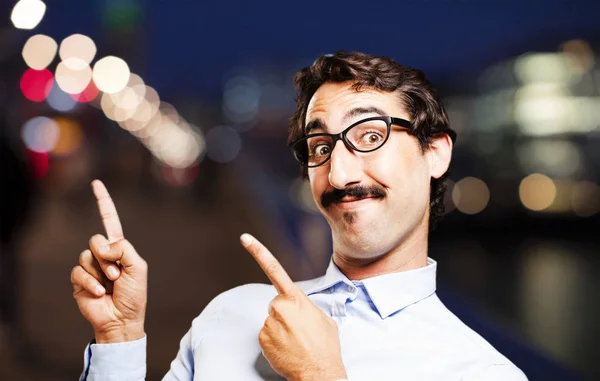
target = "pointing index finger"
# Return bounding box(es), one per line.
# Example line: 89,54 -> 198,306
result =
240,233 -> 297,296
91,180 -> 124,243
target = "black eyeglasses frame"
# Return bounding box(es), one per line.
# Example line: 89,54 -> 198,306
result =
290,116 -> 413,168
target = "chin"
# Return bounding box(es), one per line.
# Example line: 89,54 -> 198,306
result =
332,220 -> 389,256
334,236 -> 392,263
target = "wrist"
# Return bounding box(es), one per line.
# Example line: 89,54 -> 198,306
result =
293,366 -> 347,381
95,321 -> 145,343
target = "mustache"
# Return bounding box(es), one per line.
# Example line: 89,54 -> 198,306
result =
321,185 -> 387,208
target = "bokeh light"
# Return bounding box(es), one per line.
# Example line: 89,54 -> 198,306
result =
161,165 -> 200,187
570,181 -> 600,217
21,116 -> 59,153
452,177 -> 490,215
518,242 -> 583,364
142,86 -> 160,110
92,56 -> 130,93
59,34 -> 96,64
127,99 -> 156,127
51,117 -> 83,156
101,92 -> 133,122
223,69 -> 260,127
70,80 -> 99,103
545,179 -> 574,213
55,58 -> 92,94
158,102 -> 180,124
47,83 -> 78,112
517,140 -> 582,178
20,68 -> 53,102
145,120 -> 204,168
514,53 -> 574,85
22,34 -> 57,70
129,86 -> 160,124
205,126 -> 242,163
514,83 -> 572,136
109,74 -> 145,113
561,39 -> 595,74
519,173 -> 557,211
132,113 -> 163,139
11,0 -> 46,30
27,150 -> 49,178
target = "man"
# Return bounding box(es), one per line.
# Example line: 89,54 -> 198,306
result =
72,51 -> 527,380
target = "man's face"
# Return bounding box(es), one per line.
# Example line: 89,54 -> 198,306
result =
306,82 -> 436,260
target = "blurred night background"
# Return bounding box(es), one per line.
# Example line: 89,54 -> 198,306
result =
1,0 -> 599,380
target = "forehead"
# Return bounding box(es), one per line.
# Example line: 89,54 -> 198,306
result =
305,81 -> 407,125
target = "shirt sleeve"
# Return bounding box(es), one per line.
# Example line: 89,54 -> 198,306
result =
80,290 -> 226,381
463,363 -> 529,381
79,336 -> 147,381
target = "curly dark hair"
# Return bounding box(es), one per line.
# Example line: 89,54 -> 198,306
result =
289,51 -> 457,230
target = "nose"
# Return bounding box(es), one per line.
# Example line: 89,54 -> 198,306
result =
327,140 -> 362,190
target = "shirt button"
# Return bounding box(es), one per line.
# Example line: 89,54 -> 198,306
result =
347,285 -> 355,293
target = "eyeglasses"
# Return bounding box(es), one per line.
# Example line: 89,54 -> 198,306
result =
290,116 -> 412,168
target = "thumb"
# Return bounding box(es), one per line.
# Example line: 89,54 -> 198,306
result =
105,239 -> 147,276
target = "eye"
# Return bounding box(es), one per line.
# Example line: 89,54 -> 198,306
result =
311,143 -> 331,157
362,132 -> 383,145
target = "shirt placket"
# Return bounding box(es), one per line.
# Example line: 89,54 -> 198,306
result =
330,283 -> 358,339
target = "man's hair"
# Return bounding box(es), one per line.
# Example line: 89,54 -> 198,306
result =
288,51 -> 457,229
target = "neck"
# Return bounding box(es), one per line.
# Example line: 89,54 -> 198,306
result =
332,220 -> 429,281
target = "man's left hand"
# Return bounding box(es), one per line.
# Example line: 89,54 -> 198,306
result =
240,233 -> 348,381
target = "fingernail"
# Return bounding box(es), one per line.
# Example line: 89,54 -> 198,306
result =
98,245 -> 110,254
95,285 -> 105,295
107,265 -> 119,279
240,234 -> 253,246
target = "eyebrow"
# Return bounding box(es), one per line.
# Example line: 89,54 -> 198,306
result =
304,106 -> 388,135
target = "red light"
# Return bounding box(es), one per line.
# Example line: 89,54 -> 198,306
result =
70,79 -> 99,103
27,149 -> 49,178
20,68 -> 54,102
161,164 -> 199,186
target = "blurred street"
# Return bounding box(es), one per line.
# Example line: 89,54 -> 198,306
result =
1,1 -> 599,380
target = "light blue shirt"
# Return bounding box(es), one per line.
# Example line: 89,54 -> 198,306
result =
80,258 -> 527,380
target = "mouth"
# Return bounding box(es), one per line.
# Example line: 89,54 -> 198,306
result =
334,196 -> 381,209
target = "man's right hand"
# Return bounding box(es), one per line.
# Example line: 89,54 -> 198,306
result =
70,180 -> 148,343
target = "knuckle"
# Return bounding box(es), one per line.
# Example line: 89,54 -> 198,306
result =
264,316 -> 275,329
84,275 -> 97,291
111,239 -> 123,254
78,250 -> 90,265
269,299 -> 284,316
70,266 -> 80,284
100,210 -> 118,219
264,262 -> 280,278
258,328 -> 269,346
89,234 -> 103,247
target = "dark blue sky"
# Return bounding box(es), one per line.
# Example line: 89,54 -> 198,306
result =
22,0 -> 600,96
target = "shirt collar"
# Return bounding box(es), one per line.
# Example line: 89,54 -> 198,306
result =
306,257 -> 437,319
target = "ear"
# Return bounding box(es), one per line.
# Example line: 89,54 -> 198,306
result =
427,134 -> 453,179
